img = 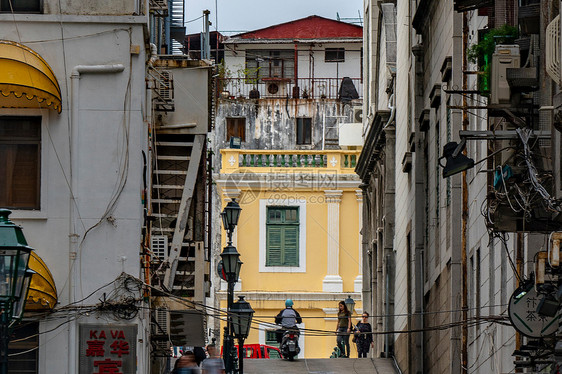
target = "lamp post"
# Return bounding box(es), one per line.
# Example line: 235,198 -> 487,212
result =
344,295 -> 356,315
0,209 -> 35,374
221,199 -> 242,374
231,296 -> 254,374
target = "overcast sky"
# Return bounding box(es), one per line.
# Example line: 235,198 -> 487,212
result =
185,0 -> 364,36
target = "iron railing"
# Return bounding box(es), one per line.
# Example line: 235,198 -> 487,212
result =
217,77 -> 362,100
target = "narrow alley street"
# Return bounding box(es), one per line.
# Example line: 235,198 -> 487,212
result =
243,358 -> 398,373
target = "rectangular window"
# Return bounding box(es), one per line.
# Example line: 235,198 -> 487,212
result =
266,207 -> 299,267
246,50 -> 294,80
265,330 -> 279,348
325,48 -> 345,62
0,117 -> 41,209
9,322 -> 39,374
226,117 -> 246,142
296,118 -> 312,145
0,0 -> 41,12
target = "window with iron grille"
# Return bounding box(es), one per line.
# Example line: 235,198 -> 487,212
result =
0,116 -> 41,209
266,207 -> 299,267
226,117 -> 246,142
296,118 -> 312,145
245,50 -> 294,80
0,0 -> 41,12
325,48 -> 345,62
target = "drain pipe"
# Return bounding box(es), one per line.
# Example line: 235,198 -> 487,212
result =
68,63 -> 125,374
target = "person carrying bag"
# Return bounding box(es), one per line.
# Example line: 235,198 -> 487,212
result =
354,312 -> 374,358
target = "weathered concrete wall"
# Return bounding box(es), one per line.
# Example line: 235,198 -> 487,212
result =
44,0 -> 140,15
215,98 -> 358,153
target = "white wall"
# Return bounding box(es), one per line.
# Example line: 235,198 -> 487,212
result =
224,41 -> 362,79
0,17 -> 149,374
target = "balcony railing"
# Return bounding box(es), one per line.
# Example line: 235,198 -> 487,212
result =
217,77 -> 362,100
221,149 -> 361,174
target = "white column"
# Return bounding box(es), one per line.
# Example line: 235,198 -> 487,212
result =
355,190 -> 363,293
323,190 -> 343,292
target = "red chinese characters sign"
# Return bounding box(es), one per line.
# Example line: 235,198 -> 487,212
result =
79,324 -> 137,374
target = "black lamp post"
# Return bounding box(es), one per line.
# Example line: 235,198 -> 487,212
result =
344,295 -> 356,315
221,199 -> 243,374
0,209 -> 35,374
231,296 -> 254,374
221,199 -> 241,245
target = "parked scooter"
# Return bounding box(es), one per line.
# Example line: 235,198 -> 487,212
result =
280,329 -> 300,361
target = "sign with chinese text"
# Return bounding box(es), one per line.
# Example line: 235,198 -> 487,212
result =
508,284 -> 559,338
79,324 -> 137,374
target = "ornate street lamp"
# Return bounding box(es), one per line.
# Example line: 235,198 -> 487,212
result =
220,200 -> 243,374
221,199 -> 241,245
344,295 -> 356,315
220,245 -> 241,283
231,296 -> 254,374
0,209 -> 35,374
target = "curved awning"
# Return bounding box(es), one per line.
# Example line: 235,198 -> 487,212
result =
25,251 -> 58,311
0,40 -> 62,113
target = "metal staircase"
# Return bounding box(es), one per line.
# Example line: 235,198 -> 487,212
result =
150,133 -> 207,300
170,0 -> 186,55
149,0 -> 168,16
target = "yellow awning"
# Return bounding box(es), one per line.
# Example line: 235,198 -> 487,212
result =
26,251 -> 58,311
0,40 -> 61,113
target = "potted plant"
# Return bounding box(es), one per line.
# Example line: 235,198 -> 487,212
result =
467,24 -> 519,96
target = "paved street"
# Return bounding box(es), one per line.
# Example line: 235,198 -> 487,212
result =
243,358 -> 398,373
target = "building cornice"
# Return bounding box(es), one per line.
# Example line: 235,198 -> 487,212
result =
355,110 -> 391,182
217,291 -> 361,302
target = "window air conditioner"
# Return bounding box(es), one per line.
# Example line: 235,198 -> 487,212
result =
546,15 -> 560,84
151,235 -> 168,260
154,307 -> 171,351
490,45 -> 520,105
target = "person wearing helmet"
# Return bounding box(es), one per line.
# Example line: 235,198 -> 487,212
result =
275,299 -> 302,343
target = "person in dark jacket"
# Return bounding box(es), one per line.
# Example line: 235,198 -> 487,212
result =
275,299 -> 302,343
354,312 -> 374,358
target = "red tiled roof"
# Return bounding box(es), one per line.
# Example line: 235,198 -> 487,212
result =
233,15 -> 362,40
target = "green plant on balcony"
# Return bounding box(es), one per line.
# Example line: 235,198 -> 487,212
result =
467,24 -> 519,96
217,60 -> 233,97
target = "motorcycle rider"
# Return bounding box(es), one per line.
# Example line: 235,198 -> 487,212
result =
275,299 -> 302,347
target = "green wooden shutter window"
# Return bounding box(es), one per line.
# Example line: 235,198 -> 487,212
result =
266,207 -> 299,267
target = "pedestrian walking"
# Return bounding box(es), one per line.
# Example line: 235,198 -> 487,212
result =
354,312 -> 374,358
172,351 -> 201,374
335,300 -> 352,358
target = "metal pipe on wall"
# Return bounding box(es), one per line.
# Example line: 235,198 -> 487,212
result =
461,11 -> 469,374
68,63 -> 125,374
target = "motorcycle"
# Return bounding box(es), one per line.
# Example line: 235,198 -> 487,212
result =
280,329 -> 300,361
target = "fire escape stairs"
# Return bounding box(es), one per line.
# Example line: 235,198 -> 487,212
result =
149,0 -> 168,17
150,134 -> 206,300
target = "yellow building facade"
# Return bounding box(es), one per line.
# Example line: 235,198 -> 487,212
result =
217,149 -> 363,358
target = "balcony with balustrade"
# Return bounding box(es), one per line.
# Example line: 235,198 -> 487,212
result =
220,149 -> 361,175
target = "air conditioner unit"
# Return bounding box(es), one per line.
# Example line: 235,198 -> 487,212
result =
352,107 -> 363,123
156,70 -> 174,101
266,82 -> 287,97
490,45 -> 520,105
151,235 -> 168,260
546,15 -> 560,84
153,307 -> 171,351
